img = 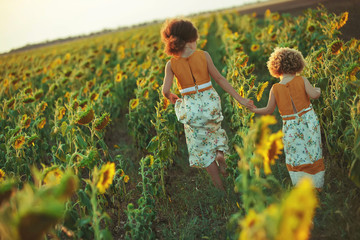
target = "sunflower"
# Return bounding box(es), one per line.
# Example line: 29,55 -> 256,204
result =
57,107 -> 66,120
34,89 -> 44,99
115,72 -> 123,82
330,40 -> 343,55
271,13 -> 280,21
143,89 -> 149,99
163,98 -> 169,110
22,115 -> 31,129
136,78 -> 147,88
263,131 -> 284,174
43,168 -> 63,186
239,209 -> 266,240
23,96 -> 35,104
255,33 -> 262,40
14,135 -> 25,149
26,134 -> 38,146
337,12 -> 348,29
90,92 -> 99,101
96,162 -> 116,194
0,169 -> 5,181
251,44 -> 260,52
119,169 -> 125,177
265,9 -> 271,18
77,108 -> 94,125
256,81 -> 269,101
277,178 -> 318,240
307,24 -> 316,33
94,113 -> 110,131
239,55 -> 249,67
270,33 -> 277,41
130,98 -> 139,109
7,98 -> 15,109
124,175 -> 130,183
148,155 -> 154,167
239,86 -> 245,98
350,66 -> 359,81
152,82 -> 159,90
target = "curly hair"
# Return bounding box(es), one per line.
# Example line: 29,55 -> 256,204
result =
161,19 -> 198,56
267,47 -> 306,78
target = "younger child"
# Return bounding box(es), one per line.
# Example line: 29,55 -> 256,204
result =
251,47 -> 325,190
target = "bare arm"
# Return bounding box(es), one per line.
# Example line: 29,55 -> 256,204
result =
162,61 -> 179,104
204,51 -> 254,109
303,76 -> 321,99
251,87 -> 277,115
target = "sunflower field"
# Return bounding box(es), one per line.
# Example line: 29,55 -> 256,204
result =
0,4 -> 359,240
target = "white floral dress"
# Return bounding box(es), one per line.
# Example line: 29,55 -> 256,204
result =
175,87 -> 228,168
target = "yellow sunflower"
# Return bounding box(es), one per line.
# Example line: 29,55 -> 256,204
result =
307,24 -> 316,33
337,12 -> 348,29
148,155 -> 154,167
262,131 -> 284,174
143,89 -> 149,99
350,66 -> 359,81
277,178 -> 318,240
0,169 -> 5,181
14,135 -> 25,149
163,98 -> 170,110
57,107 -> 66,120
239,209 -> 266,240
251,44 -> 260,52
239,86 -> 245,98
271,13 -> 280,21
96,162 -> 116,194
43,168 -> 63,186
124,175 -> 130,183
265,9 -> 271,18
152,82 -> 159,90
330,40 -> 343,55
256,81 -> 269,101
130,98 -> 139,109
270,33 -> 277,41
255,33 -> 262,40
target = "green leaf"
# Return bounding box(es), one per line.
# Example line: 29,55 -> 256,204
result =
76,135 -> 87,149
146,136 -> 158,153
60,121 -> 68,136
78,190 -> 92,213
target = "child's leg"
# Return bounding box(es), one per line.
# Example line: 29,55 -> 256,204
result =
216,150 -> 228,177
206,161 -> 225,191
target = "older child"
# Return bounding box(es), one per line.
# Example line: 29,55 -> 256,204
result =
161,19 -> 254,191
251,47 -> 325,190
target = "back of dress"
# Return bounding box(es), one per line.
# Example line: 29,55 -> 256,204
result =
272,76 -> 311,120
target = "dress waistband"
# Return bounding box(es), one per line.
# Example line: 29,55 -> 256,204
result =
281,105 -> 313,121
180,81 -> 212,95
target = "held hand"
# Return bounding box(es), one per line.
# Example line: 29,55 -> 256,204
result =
169,93 -> 180,104
240,98 -> 257,110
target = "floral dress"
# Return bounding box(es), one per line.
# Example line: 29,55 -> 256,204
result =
175,87 -> 228,168
273,76 -> 325,189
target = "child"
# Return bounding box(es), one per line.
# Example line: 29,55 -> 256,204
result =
161,19 -> 255,191
251,47 -> 325,190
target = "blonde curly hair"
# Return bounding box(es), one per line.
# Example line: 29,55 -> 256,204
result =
267,47 -> 306,78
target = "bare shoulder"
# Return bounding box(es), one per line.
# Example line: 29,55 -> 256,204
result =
165,60 -> 172,69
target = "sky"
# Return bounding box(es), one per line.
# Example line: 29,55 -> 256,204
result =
0,0 -> 268,53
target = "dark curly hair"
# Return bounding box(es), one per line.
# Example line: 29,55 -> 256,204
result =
161,19 -> 198,56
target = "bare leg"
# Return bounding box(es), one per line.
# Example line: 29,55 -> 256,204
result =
206,161 -> 225,191
216,150 -> 228,177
